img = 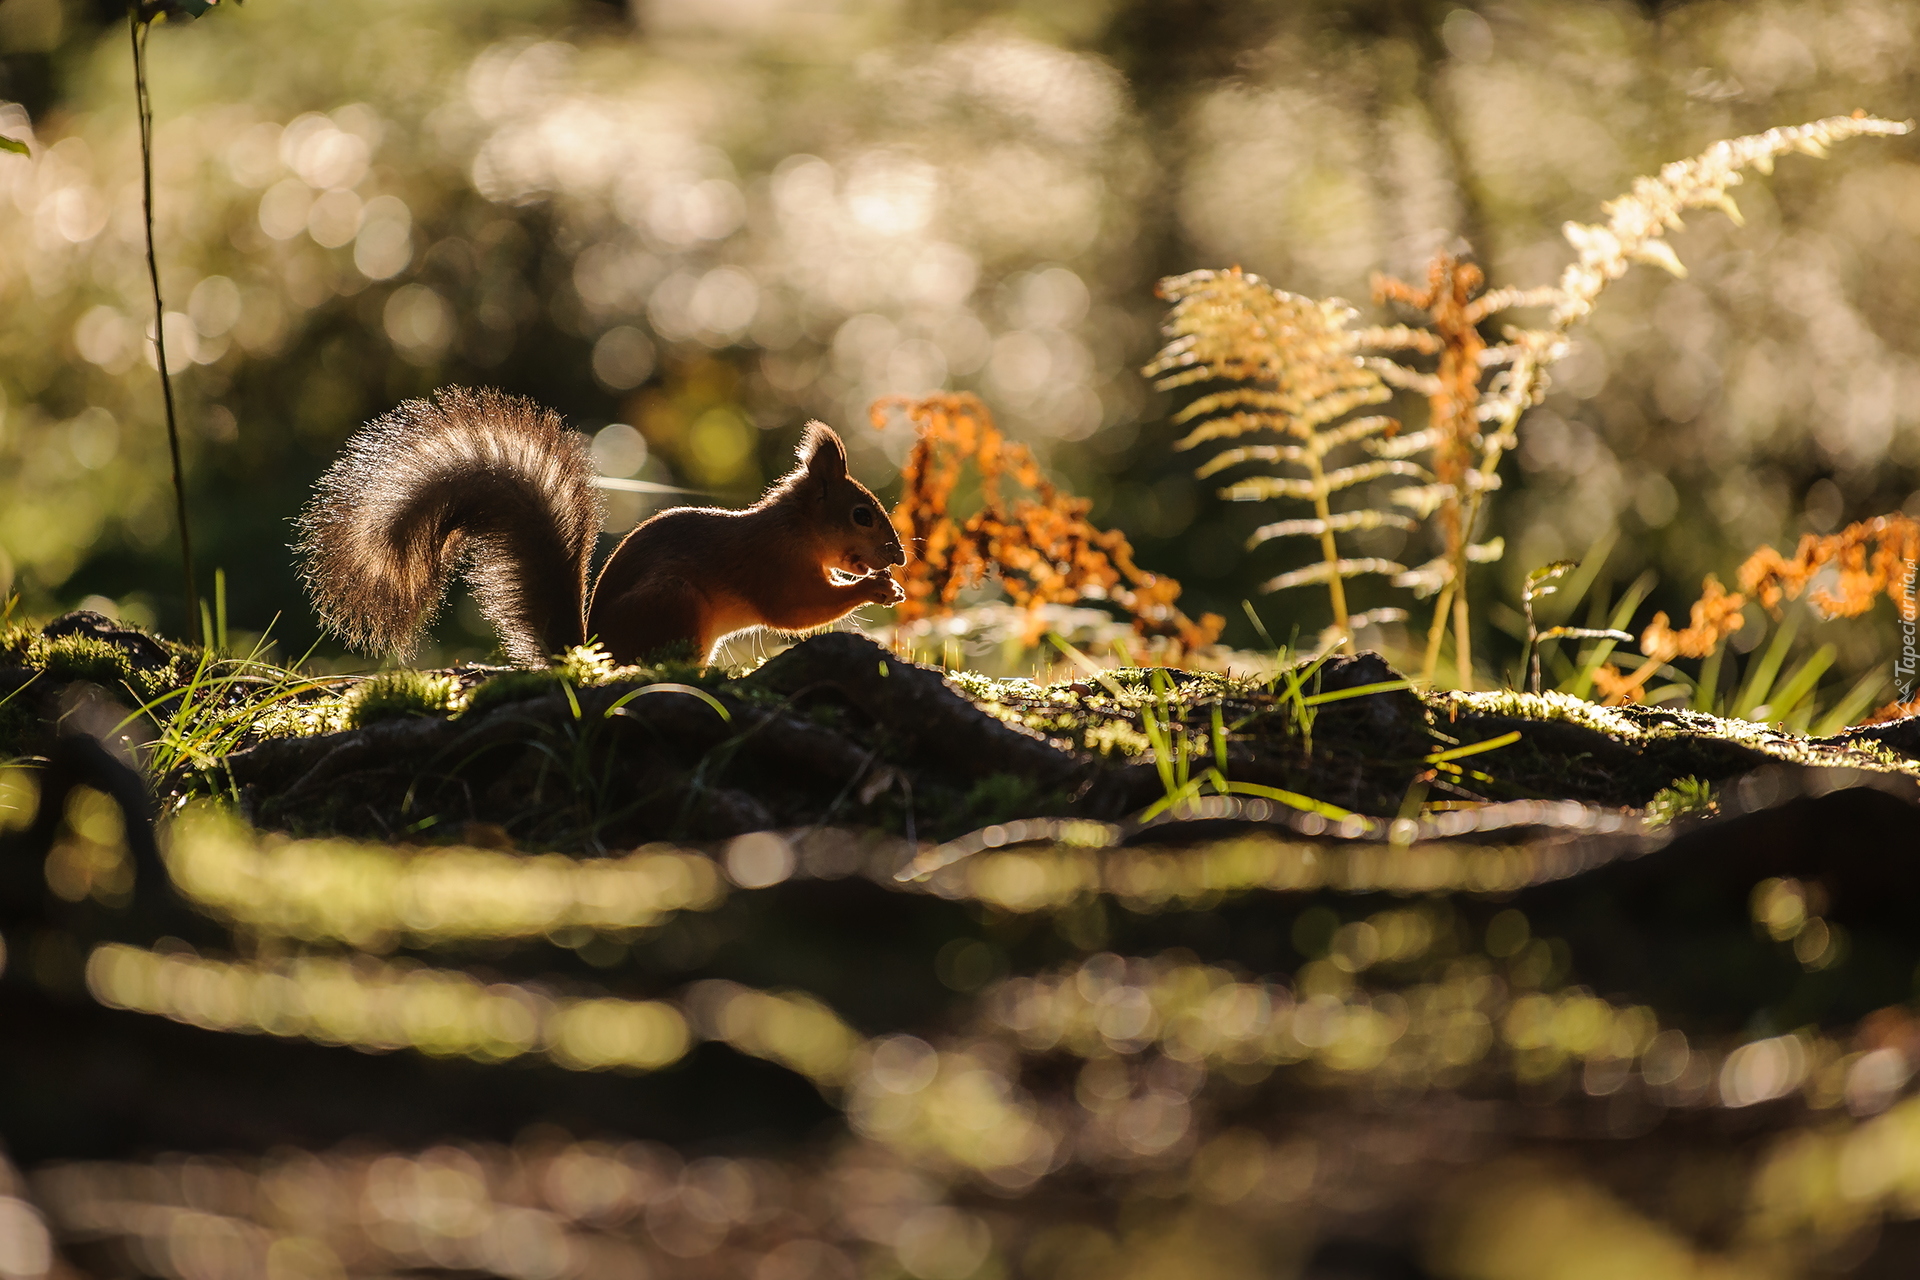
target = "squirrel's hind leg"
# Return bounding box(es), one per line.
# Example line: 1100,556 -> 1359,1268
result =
589,577 -> 709,666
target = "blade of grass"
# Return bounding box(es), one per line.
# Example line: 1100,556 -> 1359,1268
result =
1301,679 -> 1411,707
1691,640 -> 1725,712
1732,610 -> 1800,719
1536,529 -> 1618,628
1158,670 -> 1191,792
1137,776 -> 1204,823
1565,570 -> 1655,700
606,682 -> 732,723
1211,702 -> 1228,775
1759,642 -> 1834,724
1424,729 -> 1521,764
1047,633 -> 1130,701
1241,599 -> 1279,653
1217,780 -> 1355,822
1267,648 -> 1335,753
1139,687 -> 1176,798
1810,668 -> 1889,738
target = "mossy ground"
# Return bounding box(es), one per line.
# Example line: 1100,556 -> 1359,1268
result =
4,611 -> 1914,850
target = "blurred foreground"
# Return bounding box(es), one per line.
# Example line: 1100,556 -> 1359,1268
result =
5,615 -> 1920,1277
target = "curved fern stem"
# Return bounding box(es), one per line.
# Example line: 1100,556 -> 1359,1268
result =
1302,447 -> 1350,648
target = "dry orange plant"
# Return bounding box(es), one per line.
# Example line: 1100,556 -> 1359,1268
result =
872,392 -> 1224,656
1588,514 -> 1920,718
1740,514 -> 1920,722
1739,514 -> 1920,620
1590,574 -> 1748,705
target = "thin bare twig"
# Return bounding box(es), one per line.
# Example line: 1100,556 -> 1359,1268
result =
131,8 -> 200,645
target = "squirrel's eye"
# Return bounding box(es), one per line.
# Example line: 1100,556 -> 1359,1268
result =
852,506 -> 875,527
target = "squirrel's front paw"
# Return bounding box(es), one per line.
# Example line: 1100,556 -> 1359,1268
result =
866,572 -> 906,606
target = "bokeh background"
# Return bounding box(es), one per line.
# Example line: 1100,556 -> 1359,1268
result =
8,7 -> 1920,1278
2,0 -> 1918,676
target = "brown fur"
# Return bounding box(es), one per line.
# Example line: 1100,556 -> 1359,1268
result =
295,387 -> 600,667
588,423 -> 905,663
298,391 -> 904,666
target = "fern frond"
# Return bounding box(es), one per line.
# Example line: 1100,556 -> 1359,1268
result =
1149,266 -> 1409,642
1290,386 -> 1395,434
1150,363 -> 1222,392
1467,286 -> 1558,318
1462,467 -> 1503,493
1368,428 -> 1440,460
1171,385 -> 1393,443
1217,475 -> 1320,502
1367,358 -> 1444,396
1476,343 -> 1531,369
1169,389 -> 1298,427
1394,555 -> 1453,597
1262,558 -> 1407,593
1315,415 -> 1400,451
1153,269 -> 1387,431
1219,459 -> 1426,502
1195,444 -> 1308,477
1552,114 -> 1910,329
1321,460 -> 1429,492
1250,509 -> 1417,547
1390,484 -> 1453,518
1174,411 -> 1290,451
1355,324 -> 1442,354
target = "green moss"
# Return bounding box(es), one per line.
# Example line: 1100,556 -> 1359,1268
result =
1646,776 -> 1718,826
1436,688 -> 1914,771
632,638 -> 701,667
946,668 -> 1237,760
552,644 -> 626,686
3,630 -> 182,700
463,668 -> 568,718
462,645 -> 740,721
345,670 -> 461,729
40,636 -> 137,690
0,622 -> 38,668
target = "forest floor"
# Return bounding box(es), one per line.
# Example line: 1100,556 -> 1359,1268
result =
9,607 -> 1918,854
8,609 -> 1920,1276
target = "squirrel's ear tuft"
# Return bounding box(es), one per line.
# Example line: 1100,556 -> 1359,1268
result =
799,422 -> 848,481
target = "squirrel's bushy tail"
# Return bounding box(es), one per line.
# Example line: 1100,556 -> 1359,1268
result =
296,387 -> 602,667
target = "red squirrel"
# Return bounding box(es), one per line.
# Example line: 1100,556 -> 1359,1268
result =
296,386 -> 906,665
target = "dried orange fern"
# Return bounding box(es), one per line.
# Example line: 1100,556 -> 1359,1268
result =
873,392 -> 1224,656
1145,268 -> 1425,648
1741,513 -> 1920,723
1368,252 -> 1550,688
1738,514 -> 1920,619
1861,695 -> 1920,727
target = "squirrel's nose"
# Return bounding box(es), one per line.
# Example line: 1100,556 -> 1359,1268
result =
886,540 -> 907,566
